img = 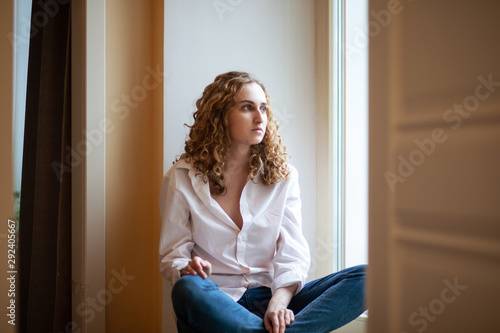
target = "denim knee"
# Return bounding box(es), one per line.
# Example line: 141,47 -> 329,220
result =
345,264 -> 367,277
172,276 -> 217,308
172,276 -> 208,301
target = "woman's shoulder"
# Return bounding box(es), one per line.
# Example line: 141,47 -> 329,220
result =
166,158 -> 194,172
287,163 -> 298,174
285,163 -> 298,180
163,159 -> 194,183
268,163 -> 298,187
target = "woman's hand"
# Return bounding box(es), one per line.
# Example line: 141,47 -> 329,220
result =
264,283 -> 298,333
180,256 -> 212,279
264,303 -> 295,333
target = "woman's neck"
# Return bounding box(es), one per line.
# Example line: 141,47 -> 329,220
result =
224,144 -> 250,175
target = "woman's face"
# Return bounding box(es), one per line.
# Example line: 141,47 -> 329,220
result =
226,82 -> 268,149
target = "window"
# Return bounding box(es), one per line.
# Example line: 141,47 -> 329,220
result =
315,0 -> 368,275
12,0 -> 32,221
327,0 -> 369,270
344,0 -> 369,267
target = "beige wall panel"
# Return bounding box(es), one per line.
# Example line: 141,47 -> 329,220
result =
395,209 -> 500,251
392,123 -> 500,217
369,0 -> 500,332
106,0 -> 163,331
397,1 -> 500,122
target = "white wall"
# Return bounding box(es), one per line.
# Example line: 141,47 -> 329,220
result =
163,1 -> 317,331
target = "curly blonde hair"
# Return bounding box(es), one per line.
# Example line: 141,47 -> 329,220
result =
178,71 -> 290,195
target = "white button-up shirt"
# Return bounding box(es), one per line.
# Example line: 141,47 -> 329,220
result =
159,159 -> 310,301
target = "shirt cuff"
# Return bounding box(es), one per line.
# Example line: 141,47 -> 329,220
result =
271,271 -> 305,295
161,258 -> 190,285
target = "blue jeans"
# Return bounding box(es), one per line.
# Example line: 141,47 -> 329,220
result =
171,265 -> 366,333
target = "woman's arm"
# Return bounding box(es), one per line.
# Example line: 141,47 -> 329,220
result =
267,167 -> 310,332
159,171 -> 194,283
271,167 -> 310,294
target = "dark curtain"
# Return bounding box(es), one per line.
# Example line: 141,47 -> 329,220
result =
19,1 -> 72,332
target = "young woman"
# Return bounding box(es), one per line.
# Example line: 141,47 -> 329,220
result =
159,71 -> 366,333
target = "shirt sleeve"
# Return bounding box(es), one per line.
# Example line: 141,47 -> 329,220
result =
271,167 -> 311,295
158,170 -> 193,285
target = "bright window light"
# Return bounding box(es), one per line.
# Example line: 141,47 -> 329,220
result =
344,0 -> 369,267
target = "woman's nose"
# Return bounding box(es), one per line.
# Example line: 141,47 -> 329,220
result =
255,111 -> 264,123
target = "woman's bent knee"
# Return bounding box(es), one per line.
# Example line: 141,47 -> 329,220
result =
171,276 -> 218,307
173,276 -> 204,298
345,264 -> 366,277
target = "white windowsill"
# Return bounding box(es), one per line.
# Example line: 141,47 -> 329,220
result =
332,311 -> 368,333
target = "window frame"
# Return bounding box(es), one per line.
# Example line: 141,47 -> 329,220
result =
315,0 -> 345,275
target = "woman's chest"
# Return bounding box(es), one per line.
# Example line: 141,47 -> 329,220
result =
211,173 -> 248,229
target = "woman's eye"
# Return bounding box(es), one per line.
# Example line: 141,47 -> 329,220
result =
259,106 -> 267,113
242,105 -> 252,111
